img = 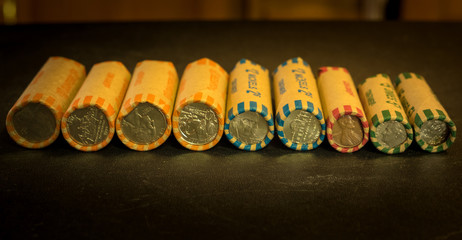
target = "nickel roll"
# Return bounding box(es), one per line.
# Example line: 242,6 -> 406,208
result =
273,57 -> 325,151
224,59 -> 274,151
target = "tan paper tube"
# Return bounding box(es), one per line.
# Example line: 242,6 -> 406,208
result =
61,61 -> 131,151
6,56 -> 86,148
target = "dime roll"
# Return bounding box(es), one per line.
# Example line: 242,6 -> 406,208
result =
358,73 -> 413,154
395,72 -> 456,152
172,58 -> 228,151
318,67 -> 369,153
224,59 -> 274,151
6,56 -> 86,148
116,60 -> 178,151
61,61 -> 131,151
273,57 -> 325,151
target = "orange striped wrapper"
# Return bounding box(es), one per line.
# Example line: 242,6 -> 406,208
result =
61,61 -> 131,151
116,60 -> 178,151
317,67 -> 369,153
172,58 -> 228,151
6,56 -> 86,148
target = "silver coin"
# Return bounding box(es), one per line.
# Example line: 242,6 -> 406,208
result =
66,106 -> 109,146
283,110 -> 321,144
332,115 -> 363,147
12,102 -> 56,142
121,102 -> 167,145
420,119 -> 449,146
179,102 -> 218,145
229,111 -> 268,145
376,120 -> 407,148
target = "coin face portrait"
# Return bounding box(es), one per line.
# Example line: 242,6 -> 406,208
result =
179,103 -> 218,145
332,115 -> 363,147
229,111 -> 268,145
66,106 -> 109,146
121,102 -> 167,145
376,120 -> 407,148
283,110 -> 321,144
12,102 -> 56,142
420,119 -> 449,146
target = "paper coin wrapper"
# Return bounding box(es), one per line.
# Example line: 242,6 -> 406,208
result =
358,74 -> 413,154
61,61 -> 131,151
318,67 -> 369,153
116,60 -> 178,151
273,57 -> 325,151
395,72 -> 456,152
172,58 -> 228,151
224,59 -> 274,151
6,56 -> 86,148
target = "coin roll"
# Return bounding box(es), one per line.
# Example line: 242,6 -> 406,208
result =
116,60 -> 178,151
318,66 -> 369,153
61,61 -> 131,151
224,59 -> 274,151
6,56 -> 86,148
358,74 -> 413,154
172,58 -> 228,151
395,72 -> 456,152
273,57 -> 325,151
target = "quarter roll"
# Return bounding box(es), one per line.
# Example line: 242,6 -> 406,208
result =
61,61 -> 131,152
318,66 -> 369,153
6,56 -> 86,148
395,72 -> 456,152
116,60 -> 178,151
224,59 -> 274,151
358,73 -> 413,154
172,58 -> 228,151
273,57 -> 326,151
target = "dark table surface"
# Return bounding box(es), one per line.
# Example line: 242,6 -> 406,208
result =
1,21 -> 461,239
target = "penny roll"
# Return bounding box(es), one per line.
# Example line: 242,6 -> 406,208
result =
116,60 -> 178,151
172,58 -> 228,151
273,57 -> 325,151
6,56 -> 86,148
317,67 -> 369,153
358,74 -> 413,154
224,59 -> 274,151
61,61 -> 131,151
395,72 -> 456,152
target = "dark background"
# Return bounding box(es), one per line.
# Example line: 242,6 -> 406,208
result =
1,22 -> 461,239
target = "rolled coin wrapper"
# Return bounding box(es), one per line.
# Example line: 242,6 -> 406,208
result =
6,56 -> 86,148
224,59 -> 274,151
395,72 -> 456,152
273,57 -> 325,151
358,73 -> 413,154
116,60 -> 178,151
318,67 -> 369,153
172,58 -> 228,151
62,61 -> 131,151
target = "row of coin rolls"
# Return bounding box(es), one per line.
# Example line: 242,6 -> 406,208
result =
6,56 -> 456,154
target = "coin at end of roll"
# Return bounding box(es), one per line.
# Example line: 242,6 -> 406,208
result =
376,120 -> 407,148
420,119 -> 449,146
66,106 -> 109,146
283,110 -> 321,144
178,102 -> 218,145
12,102 -> 56,142
332,115 -> 363,147
121,102 -> 167,145
229,111 -> 268,145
